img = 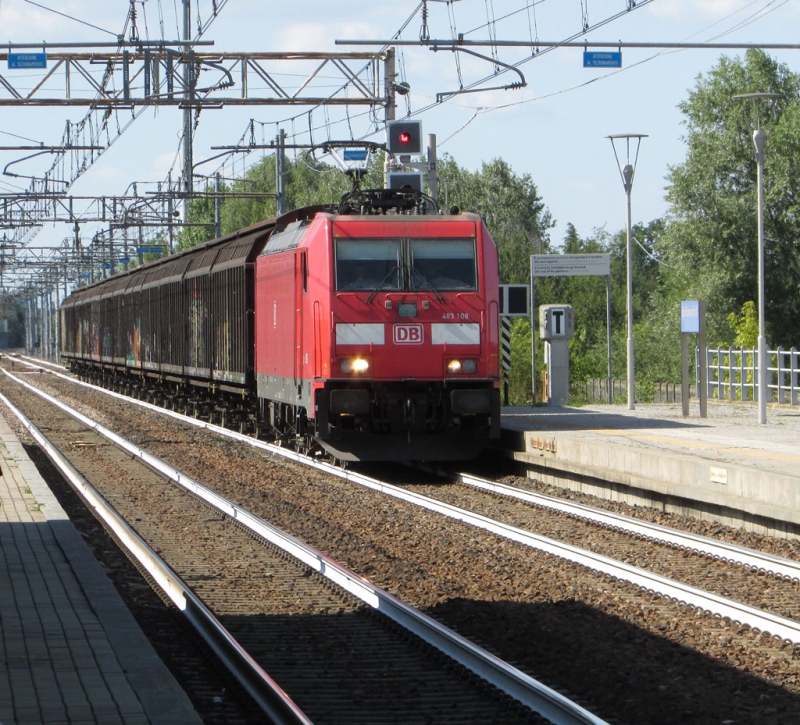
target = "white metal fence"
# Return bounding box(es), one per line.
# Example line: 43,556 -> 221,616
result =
705,347 -> 800,405
585,347 -> 800,405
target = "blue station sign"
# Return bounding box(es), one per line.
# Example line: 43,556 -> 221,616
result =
681,300 -> 700,333
8,52 -> 47,69
583,51 -> 621,68
343,149 -> 368,162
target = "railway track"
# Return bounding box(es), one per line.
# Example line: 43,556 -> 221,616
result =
5,358 -> 800,723
387,465 -> 800,633
0,363 -> 593,725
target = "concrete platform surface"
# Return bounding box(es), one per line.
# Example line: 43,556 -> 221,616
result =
500,401 -> 800,534
0,412 -> 202,725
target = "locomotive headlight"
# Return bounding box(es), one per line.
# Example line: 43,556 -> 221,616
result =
447,358 -> 477,374
340,357 -> 370,374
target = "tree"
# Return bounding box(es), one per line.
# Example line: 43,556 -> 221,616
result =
438,155 -> 553,283
176,151 -> 386,250
727,300 -> 759,348
659,49 -> 800,347
435,156 -> 554,404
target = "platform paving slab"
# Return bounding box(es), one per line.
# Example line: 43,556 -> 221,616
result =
0,412 -> 202,725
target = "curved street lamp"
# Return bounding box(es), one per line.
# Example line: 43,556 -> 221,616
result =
608,133 -> 647,410
733,92 -> 782,424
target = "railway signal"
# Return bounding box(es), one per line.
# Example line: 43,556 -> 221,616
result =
387,120 -> 423,156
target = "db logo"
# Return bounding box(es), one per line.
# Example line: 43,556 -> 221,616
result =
393,323 -> 423,344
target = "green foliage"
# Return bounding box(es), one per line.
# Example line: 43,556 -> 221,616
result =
438,155 -> 553,283
507,318 -> 533,405
659,49 -> 800,347
176,151 -> 385,250
727,300 -> 759,348
168,80 -> 800,407
175,190 -> 219,251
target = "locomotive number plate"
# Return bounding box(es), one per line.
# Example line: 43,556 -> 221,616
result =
393,323 -> 424,344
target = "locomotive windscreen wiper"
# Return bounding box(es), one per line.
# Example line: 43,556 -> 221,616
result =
366,264 -> 400,304
411,267 -> 445,303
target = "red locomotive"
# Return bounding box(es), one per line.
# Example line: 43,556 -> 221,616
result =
60,189 -> 501,461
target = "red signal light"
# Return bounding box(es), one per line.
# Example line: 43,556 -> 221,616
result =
387,121 -> 422,154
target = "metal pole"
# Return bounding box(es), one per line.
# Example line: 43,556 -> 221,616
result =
107,226 -> 113,277
681,332 -> 689,417
167,172 -> 175,254
182,0 -> 193,218
733,92 -> 781,422
276,129 -> 286,216
214,172 -> 222,238
137,224 -> 144,266
699,299 -> 708,418
383,48 -> 396,188
754,127 -> 767,424
427,133 -> 438,206
530,257 -> 536,405
623,164 -> 635,410
606,274 -> 612,404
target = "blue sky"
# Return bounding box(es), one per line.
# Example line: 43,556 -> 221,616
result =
1,0 -> 799,255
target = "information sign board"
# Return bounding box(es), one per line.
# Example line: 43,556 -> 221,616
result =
583,51 -> 621,68
9,53 -> 47,69
681,300 -> 700,333
531,253 -> 611,277
343,149 -> 368,161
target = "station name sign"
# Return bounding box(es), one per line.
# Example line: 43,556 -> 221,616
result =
583,51 -> 621,68
681,300 -> 700,333
343,149 -> 368,161
8,52 -> 47,69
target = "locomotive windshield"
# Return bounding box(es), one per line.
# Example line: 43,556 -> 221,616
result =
335,238 -> 477,292
336,239 -> 401,291
410,239 -> 476,291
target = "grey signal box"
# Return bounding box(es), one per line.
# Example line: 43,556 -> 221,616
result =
387,120 -> 423,155
539,304 -> 575,340
387,172 -> 424,192
499,284 -> 529,317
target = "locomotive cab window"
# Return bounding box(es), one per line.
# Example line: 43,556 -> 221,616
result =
410,239 -> 476,292
335,238 -> 477,293
336,239 -> 401,291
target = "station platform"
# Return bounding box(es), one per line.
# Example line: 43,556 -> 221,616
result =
0,412 -> 201,724
500,401 -> 800,537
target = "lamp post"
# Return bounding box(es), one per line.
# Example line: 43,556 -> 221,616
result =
733,92 -> 782,424
608,134 -> 647,410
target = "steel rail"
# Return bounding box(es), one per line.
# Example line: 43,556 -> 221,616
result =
22,356 -> 800,583
19,361 -> 800,643
0,388 -> 313,725
2,366 -> 607,725
16,353 -> 66,372
439,467 -> 800,583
